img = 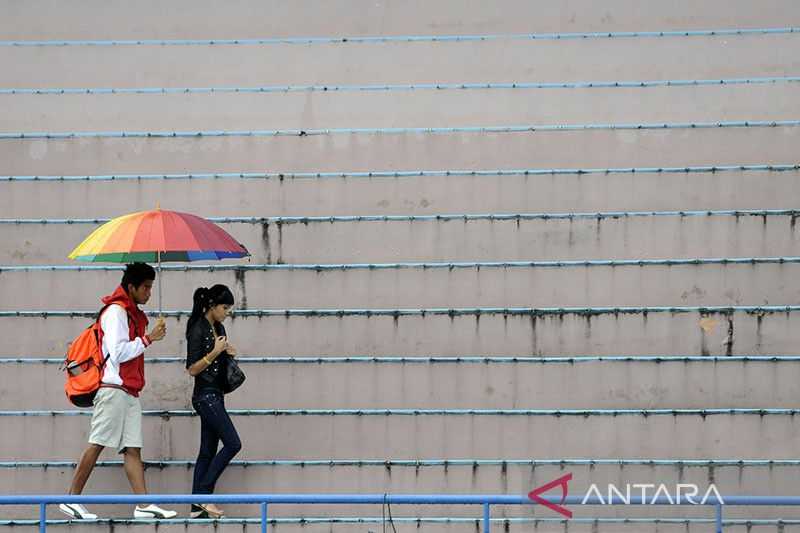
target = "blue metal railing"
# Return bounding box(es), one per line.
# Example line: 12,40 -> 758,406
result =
10,517 -> 800,528
3,355 -> 799,364
7,27 -> 800,46
1,208 -> 799,225
5,517 -> 800,528
1,27 -> 796,46
1,163 -> 798,181
2,257 -> 800,272
4,458 -> 800,468
1,305 -> 798,319
3,76 -> 800,95
2,493 -> 799,533
2,408 -> 799,417
2,119 -> 799,140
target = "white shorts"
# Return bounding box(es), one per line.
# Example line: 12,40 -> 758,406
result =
88,387 -> 143,454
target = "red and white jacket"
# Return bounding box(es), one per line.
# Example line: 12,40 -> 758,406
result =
99,286 -> 151,397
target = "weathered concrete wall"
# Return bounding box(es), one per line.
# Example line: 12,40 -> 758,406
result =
4,0 -> 800,40
3,359 -> 800,411
1,0 -> 799,528
0,310 -> 796,357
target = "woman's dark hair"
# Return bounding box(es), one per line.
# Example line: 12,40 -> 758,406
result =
121,262 -> 156,290
186,284 -> 235,338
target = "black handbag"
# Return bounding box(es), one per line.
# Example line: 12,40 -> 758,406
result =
223,356 -> 246,393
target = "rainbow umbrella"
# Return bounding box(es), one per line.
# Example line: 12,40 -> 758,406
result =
69,208 -> 249,312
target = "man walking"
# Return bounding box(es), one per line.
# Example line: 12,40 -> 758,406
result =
59,263 -> 177,520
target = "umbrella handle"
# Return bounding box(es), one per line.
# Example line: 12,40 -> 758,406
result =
156,202 -> 163,318
157,250 -> 163,317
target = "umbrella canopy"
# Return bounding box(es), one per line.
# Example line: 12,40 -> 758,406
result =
68,209 -> 249,262
68,209 -> 249,313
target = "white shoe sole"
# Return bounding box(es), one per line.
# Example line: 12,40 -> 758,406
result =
58,504 -> 98,520
134,508 -> 177,519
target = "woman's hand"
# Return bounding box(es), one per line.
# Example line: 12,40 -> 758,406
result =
225,341 -> 238,357
211,336 -> 227,358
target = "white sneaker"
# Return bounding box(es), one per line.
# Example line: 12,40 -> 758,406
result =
134,504 -> 177,519
59,503 -> 98,520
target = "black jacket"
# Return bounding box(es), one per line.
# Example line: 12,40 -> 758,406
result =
186,317 -> 229,396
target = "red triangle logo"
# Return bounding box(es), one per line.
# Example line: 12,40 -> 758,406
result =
528,473 -> 573,518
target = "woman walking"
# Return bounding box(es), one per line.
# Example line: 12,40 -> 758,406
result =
185,284 -> 242,518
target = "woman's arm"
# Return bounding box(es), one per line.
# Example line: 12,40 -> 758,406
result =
187,336 -> 226,376
186,323 -> 226,377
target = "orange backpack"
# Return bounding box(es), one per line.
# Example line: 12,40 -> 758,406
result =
62,304 -> 117,407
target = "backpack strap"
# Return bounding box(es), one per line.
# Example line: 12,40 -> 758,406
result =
59,303 -> 136,372
95,302 -> 136,370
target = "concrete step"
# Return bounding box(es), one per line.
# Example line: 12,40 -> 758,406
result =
1,409 -> 798,461
4,0 -> 798,40
6,84 -> 800,132
0,308 -> 796,357
2,262 -> 799,311
2,168 -> 799,219
2,210 -> 799,265
2,33 -> 798,89
6,460 -> 799,497
4,357 -> 800,411
1,126 -> 797,177
2,461 -> 799,519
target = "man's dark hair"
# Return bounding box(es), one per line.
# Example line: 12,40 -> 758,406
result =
121,263 -> 156,290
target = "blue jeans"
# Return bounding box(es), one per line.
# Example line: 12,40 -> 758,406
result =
191,390 -> 242,495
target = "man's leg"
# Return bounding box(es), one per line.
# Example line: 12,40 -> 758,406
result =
122,447 -> 147,498
69,443 -> 104,494
125,445 -> 177,518
60,388 -> 122,519
60,443 -> 104,519
120,394 -> 175,519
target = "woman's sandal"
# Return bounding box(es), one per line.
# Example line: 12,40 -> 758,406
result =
191,504 -> 224,518
190,504 -> 208,519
